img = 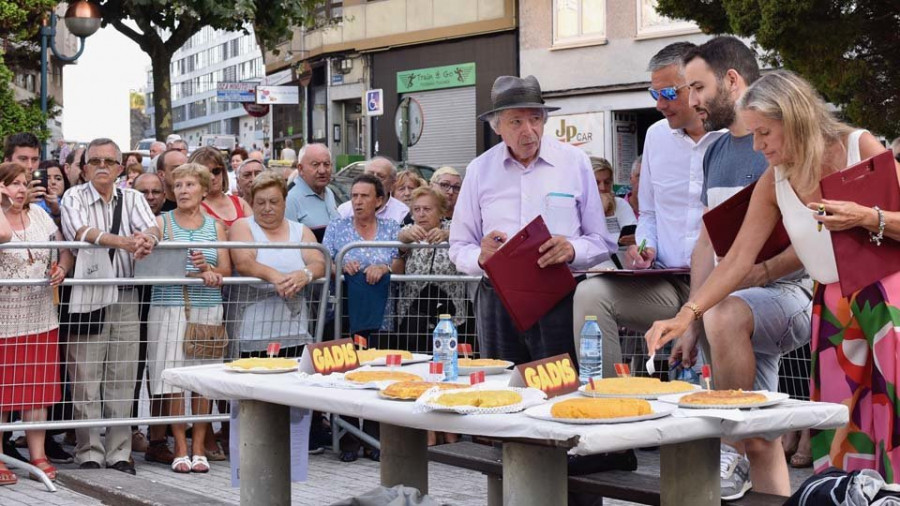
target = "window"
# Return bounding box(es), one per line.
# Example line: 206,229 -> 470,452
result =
553,0 -> 607,47
173,105 -> 186,123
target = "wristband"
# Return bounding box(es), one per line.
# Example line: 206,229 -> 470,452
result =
94,232 -> 104,245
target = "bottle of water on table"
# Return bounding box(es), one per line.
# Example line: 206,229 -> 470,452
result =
579,315 -> 603,384
433,314 -> 459,381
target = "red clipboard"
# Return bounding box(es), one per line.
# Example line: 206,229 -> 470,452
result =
702,181 -> 791,263
820,149 -> 900,296
482,216 -> 577,332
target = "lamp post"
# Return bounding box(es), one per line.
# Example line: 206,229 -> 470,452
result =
40,0 -> 101,155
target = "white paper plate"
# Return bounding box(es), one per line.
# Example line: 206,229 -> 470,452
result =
417,386 -> 547,415
524,400 -> 676,425
360,353 -> 432,366
658,390 -> 790,409
458,360 -> 514,376
224,364 -> 299,374
578,383 -> 701,400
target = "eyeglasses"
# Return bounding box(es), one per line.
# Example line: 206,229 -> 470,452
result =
87,158 -> 120,168
210,167 -> 224,176
648,84 -> 689,101
437,181 -> 462,193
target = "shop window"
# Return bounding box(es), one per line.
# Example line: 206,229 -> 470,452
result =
553,0 -> 607,48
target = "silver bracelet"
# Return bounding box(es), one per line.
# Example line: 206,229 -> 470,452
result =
870,206 -> 885,246
302,267 -> 314,283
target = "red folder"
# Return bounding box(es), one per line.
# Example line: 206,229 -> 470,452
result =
820,149 -> 900,296
703,181 -> 791,263
482,216 -> 577,332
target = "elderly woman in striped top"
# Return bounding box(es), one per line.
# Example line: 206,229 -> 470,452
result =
146,162 -> 231,474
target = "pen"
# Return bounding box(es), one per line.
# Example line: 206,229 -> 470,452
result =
817,204 -> 825,232
633,238 -> 647,267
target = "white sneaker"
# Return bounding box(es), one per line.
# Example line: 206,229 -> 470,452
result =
720,449 -> 752,501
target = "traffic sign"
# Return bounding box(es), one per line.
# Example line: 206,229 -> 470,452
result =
365,89 -> 383,117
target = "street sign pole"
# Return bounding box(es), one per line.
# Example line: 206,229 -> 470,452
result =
400,97 -> 409,169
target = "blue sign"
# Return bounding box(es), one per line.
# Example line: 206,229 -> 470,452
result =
365,89 -> 383,117
217,83 -> 256,103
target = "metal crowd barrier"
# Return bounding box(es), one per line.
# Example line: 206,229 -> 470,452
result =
0,241 -> 330,435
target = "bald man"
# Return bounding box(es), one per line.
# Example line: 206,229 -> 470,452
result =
285,143 -> 339,240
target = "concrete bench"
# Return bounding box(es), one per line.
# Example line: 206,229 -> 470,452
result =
427,441 -> 787,505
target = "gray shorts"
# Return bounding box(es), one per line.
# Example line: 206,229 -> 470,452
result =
730,279 -> 813,392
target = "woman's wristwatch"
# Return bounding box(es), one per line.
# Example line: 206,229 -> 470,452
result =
302,267 -> 314,283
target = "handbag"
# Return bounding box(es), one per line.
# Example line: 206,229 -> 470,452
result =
65,189 -> 123,335
164,212 -> 228,359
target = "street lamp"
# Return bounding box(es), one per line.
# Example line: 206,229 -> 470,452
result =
40,0 -> 101,154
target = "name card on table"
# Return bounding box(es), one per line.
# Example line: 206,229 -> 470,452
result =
508,353 -> 579,398
299,338 -> 360,374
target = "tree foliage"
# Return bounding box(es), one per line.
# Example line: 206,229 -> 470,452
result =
0,0 -> 59,146
656,0 -> 900,138
97,0 -> 330,140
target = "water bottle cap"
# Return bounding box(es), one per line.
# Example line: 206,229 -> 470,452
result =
439,314 -> 451,319
584,316 -> 598,321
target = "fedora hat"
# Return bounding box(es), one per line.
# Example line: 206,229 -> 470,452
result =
478,75 -> 559,121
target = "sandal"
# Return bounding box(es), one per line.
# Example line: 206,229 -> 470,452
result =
790,452 -> 813,468
0,463 -> 17,486
205,441 -> 227,462
171,455 -> 191,474
29,457 -> 57,481
190,455 -> 209,473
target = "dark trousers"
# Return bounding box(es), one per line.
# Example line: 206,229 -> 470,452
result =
475,277 -> 580,367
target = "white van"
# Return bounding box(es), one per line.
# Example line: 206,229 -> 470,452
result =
200,135 -> 237,152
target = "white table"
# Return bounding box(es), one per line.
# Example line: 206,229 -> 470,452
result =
163,363 -> 848,506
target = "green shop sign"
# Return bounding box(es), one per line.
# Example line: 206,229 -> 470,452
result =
397,63 -> 476,93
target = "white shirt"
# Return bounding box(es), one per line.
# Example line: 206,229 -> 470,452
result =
337,195 -> 409,224
636,119 -> 724,268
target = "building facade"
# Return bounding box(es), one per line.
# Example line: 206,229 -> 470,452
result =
145,25 -> 269,150
264,0 -> 518,169
520,0 -> 712,184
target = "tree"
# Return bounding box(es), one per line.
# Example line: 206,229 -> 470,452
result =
96,1 -> 330,140
0,0 -> 59,149
656,0 -> 900,138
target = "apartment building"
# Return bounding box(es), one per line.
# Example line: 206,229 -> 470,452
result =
520,0 -> 712,184
145,25 -> 269,150
264,0 -> 518,169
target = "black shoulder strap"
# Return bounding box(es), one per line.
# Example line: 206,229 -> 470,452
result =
108,188 -> 124,262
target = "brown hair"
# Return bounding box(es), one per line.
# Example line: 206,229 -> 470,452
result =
189,146 -> 229,193
410,186 -> 448,216
125,163 -> 144,177
250,171 -> 287,203
395,170 -> 426,191
0,162 -> 29,210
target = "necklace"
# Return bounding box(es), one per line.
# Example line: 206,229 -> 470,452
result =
9,212 -> 33,264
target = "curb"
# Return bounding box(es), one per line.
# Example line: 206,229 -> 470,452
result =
57,469 -> 232,506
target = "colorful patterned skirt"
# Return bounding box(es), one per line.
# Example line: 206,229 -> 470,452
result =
811,272 -> 900,482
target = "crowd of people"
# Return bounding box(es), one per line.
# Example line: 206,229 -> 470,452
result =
0,33 -> 897,501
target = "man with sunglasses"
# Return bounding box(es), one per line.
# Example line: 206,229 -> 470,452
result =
60,138 -> 160,476
573,42 -> 725,379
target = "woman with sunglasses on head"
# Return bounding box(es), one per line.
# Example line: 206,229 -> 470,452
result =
189,147 -> 252,228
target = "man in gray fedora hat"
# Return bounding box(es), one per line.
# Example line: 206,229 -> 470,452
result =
449,75 -> 616,364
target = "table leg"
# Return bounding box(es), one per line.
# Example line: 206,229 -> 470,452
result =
487,475 -> 503,506
660,437 -> 719,506
240,400 -> 291,506
502,442 -> 567,506
380,423 -> 428,494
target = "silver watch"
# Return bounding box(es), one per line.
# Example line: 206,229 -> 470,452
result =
302,267 -> 314,283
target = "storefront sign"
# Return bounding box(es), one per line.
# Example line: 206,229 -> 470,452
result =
396,62 -> 476,93
217,82 -> 256,103
548,111 -> 605,156
257,85 -> 300,105
508,353 -> 579,398
614,115 -> 638,185
299,338 -> 359,374
243,103 -> 270,118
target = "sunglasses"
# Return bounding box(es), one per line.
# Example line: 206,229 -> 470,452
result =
210,167 -> 224,176
87,158 -> 120,168
648,84 -> 689,101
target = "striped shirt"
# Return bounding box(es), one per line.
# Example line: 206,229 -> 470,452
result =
61,182 -> 157,278
151,211 -> 222,307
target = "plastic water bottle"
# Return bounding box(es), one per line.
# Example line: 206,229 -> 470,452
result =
579,316 -> 603,384
433,314 -> 459,381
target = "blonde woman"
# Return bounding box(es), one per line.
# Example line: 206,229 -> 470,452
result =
645,70 -> 900,480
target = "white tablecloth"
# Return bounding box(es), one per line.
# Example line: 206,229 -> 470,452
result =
162,362 -> 848,456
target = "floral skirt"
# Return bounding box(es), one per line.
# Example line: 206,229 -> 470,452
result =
811,272 -> 900,482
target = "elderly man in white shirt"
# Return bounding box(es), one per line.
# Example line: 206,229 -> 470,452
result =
572,42 -> 724,379
337,157 -> 409,223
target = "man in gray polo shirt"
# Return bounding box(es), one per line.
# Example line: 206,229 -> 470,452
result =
676,36 -> 812,500
285,143 -> 339,242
